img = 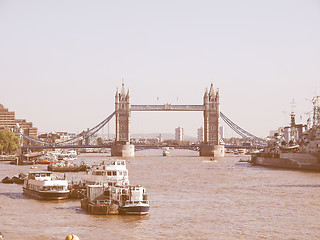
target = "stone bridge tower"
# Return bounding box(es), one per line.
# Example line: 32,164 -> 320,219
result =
200,83 -> 224,157
111,83 -> 134,156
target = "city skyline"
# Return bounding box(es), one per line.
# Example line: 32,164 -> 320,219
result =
1,1 -> 319,138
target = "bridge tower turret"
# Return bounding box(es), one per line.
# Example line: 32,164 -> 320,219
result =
111,83 -> 135,157
115,83 -> 131,143
200,83 -> 224,157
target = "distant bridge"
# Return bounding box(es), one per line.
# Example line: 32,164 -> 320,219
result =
21,143 -> 263,151
20,84 -> 267,154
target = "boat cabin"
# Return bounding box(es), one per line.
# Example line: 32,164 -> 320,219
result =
27,171 -> 53,181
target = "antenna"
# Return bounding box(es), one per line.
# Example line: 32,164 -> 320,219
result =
312,95 -> 320,127
290,98 -> 296,114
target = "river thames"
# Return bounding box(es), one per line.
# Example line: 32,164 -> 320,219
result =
1,149 -> 320,239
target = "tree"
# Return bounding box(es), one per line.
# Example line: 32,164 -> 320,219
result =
97,137 -> 104,145
0,130 -> 20,154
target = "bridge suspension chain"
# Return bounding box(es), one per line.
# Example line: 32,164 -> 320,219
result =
21,111 -> 115,146
220,112 -> 267,146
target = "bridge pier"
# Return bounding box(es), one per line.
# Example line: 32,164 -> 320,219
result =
199,144 -> 225,158
111,144 -> 135,157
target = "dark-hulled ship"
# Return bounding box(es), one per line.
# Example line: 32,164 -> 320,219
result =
251,96 -> 320,171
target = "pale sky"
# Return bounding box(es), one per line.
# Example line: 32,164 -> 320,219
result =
1,0 -> 319,138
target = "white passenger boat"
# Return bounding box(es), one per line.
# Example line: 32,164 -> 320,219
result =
81,159 -> 129,187
23,171 -> 69,200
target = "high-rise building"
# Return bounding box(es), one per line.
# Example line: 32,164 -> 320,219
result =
0,104 -> 38,138
219,126 -> 224,139
0,104 -> 15,130
175,126 -> 184,141
197,127 -> 203,142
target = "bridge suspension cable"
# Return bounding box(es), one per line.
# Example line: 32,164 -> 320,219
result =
220,112 -> 267,146
21,111 -> 115,146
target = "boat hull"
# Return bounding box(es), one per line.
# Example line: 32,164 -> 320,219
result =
81,199 -> 118,215
252,152 -> 320,171
119,205 -> 150,215
23,187 -> 69,200
47,165 -> 88,172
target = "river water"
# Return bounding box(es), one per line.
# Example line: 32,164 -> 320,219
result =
1,149 -> 320,240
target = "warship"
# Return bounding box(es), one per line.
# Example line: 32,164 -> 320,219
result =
251,96 -> 320,171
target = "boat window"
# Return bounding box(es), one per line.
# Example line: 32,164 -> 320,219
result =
107,171 -> 111,176
124,171 -> 127,176
121,161 -> 125,165
112,171 -> 116,176
119,172 -> 123,176
108,182 -> 112,186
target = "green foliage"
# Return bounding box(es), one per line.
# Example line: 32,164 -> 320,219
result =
97,137 -> 104,145
0,130 -> 20,154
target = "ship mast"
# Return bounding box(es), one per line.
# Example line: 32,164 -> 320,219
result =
312,96 -> 320,127
290,99 -> 296,127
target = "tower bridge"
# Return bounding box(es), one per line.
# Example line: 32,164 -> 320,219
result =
113,83 -> 223,157
20,83 -> 267,156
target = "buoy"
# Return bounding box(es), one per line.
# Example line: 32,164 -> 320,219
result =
65,234 -> 80,240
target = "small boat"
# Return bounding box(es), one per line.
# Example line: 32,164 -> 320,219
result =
2,176 -> 13,184
162,147 -> 170,156
47,160 -> 89,172
163,150 -> 169,156
10,152 -> 44,165
115,185 -> 150,215
12,173 -> 27,184
57,150 -> 77,161
35,155 -> 52,164
23,171 -> 69,200
81,185 -> 118,215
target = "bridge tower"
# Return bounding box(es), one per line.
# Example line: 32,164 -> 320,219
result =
111,83 -> 135,157
200,83 -> 225,157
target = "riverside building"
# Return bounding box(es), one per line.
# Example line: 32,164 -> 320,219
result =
175,127 -> 184,141
0,104 -> 38,138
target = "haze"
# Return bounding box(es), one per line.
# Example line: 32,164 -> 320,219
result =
1,0 -> 319,138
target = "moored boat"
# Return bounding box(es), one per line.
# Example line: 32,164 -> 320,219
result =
2,176 -> 13,184
81,159 -> 129,187
251,96 -> 320,171
80,185 -> 118,215
57,150 -> 77,161
23,171 -> 69,200
12,173 -> 27,184
47,160 -> 89,172
114,185 -> 150,215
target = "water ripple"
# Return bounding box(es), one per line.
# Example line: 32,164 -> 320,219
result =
0,192 -> 26,199
270,184 -> 320,188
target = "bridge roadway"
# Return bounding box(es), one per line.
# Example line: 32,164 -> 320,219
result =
130,104 -> 205,111
21,144 -> 263,151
